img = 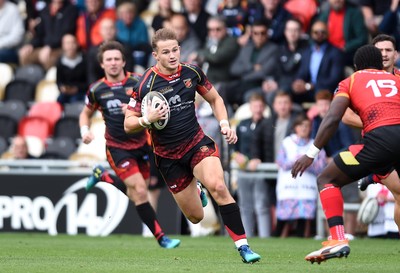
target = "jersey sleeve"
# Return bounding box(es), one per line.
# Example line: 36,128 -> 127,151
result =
191,64 -> 213,96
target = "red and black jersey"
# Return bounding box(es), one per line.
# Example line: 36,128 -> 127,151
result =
85,72 -> 147,149
335,69 -> 400,133
132,63 -> 213,159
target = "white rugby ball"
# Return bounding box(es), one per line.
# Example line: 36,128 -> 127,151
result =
141,91 -> 170,130
357,197 -> 379,224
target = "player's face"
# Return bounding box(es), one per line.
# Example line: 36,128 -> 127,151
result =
153,40 -> 180,73
316,99 -> 330,118
294,120 -> 311,139
101,49 -> 125,79
374,40 -> 398,72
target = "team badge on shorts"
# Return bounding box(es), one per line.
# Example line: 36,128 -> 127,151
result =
200,146 -> 209,153
183,78 -> 193,88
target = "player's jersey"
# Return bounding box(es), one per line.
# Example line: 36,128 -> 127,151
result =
86,72 -> 147,149
132,63 -> 213,159
335,69 -> 400,133
394,67 -> 400,77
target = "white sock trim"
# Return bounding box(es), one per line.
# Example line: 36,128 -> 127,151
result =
235,238 -> 248,248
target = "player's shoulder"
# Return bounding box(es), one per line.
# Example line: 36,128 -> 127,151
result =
181,62 -> 202,72
127,72 -> 142,82
88,78 -> 105,93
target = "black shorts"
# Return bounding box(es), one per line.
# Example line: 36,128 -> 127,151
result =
154,135 -> 219,194
106,144 -> 150,180
334,125 -> 400,181
148,150 -> 165,190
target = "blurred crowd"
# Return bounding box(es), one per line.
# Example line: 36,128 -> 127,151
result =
1,0 -> 399,239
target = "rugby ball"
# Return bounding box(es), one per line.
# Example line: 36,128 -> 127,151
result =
357,197 -> 379,224
141,91 -> 170,130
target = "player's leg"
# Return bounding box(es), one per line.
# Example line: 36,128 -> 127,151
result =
304,160 -> 354,264
194,156 -> 261,263
172,179 -> 205,223
380,170 -> 400,232
86,164 -> 127,193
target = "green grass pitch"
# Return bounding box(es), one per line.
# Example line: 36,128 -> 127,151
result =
0,233 -> 399,273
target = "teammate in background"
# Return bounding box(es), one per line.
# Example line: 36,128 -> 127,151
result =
291,45 -> 400,263
79,41 -> 180,249
124,28 -> 261,263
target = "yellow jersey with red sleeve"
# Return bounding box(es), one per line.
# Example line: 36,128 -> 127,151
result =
335,68 -> 400,133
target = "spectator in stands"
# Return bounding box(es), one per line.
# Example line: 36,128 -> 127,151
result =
151,0 -> 176,32
248,91 -> 303,233
360,0 -> 391,37
217,0 -> 248,38
0,0 -> 25,64
76,0 -> 116,50
251,0 -> 293,44
245,18 -> 308,107
115,1 -> 151,68
229,19 -> 279,107
283,0 -> 318,33
56,34 -> 88,105
9,135 -> 36,159
291,20 -> 345,105
378,0 -> 400,52
169,13 -> 201,63
182,0 -> 211,45
311,90 -> 360,237
86,18 -> 134,84
275,114 -> 326,238
233,93 -> 271,238
319,0 -> 369,67
188,15 -> 240,86
18,0 -> 79,71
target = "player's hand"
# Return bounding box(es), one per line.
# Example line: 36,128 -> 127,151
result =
146,101 -> 169,123
82,131 -> 95,144
291,155 -> 314,178
221,126 -> 237,144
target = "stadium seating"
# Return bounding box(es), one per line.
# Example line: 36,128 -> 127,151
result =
4,79 -> 36,103
0,100 -> 27,122
28,101 -> 63,134
0,115 -> 18,143
35,80 -> 60,102
42,136 -> 77,159
63,101 -> 85,118
14,64 -> 45,86
25,135 -> 45,158
53,116 -> 81,141
0,63 -> 14,100
18,116 -> 51,143
0,136 -> 8,156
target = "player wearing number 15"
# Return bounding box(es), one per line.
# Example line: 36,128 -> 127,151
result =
291,45 -> 400,264
124,28 -> 260,263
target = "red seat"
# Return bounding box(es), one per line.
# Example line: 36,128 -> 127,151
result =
18,116 -> 51,143
28,102 -> 63,134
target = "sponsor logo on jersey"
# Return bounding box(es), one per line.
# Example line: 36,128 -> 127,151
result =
157,86 -> 173,94
184,78 -> 193,88
168,95 -> 181,104
100,92 -> 114,99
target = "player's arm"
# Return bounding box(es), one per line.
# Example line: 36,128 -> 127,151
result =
342,107 -> 363,128
79,105 -> 96,144
124,106 -> 145,133
292,96 -> 350,178
202,86 -> 237,144
313,96 -> 350,148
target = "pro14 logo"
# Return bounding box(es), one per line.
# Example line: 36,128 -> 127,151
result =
0,179 -> 129,236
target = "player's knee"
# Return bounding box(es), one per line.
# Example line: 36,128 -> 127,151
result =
187,215 -> 203,224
